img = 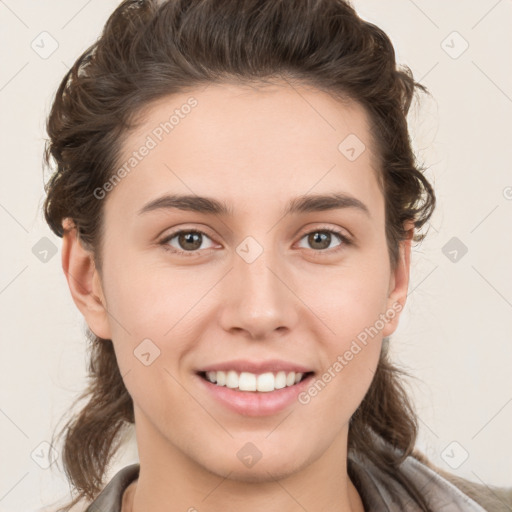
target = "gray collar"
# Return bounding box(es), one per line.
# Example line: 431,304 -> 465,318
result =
348,452 -> 487,511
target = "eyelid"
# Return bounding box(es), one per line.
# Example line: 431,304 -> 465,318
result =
296,224 -> 352,243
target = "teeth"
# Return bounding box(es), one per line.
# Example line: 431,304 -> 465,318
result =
204,370 -> 306,392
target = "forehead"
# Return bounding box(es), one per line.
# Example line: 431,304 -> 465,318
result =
104,81 -> 383,221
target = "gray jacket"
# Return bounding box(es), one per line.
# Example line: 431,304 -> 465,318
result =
83,454 -> 512,511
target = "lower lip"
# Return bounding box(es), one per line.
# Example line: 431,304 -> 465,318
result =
196,373 -> 315,417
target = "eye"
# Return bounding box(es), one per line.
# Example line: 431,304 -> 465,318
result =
160,229 -> 216,257
297,227 -> 351,255
159,226 -> 351,258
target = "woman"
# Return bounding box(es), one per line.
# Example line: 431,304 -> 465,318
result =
42,0 -> 511,511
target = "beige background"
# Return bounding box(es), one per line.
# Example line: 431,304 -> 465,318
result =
0,1 -> 511,510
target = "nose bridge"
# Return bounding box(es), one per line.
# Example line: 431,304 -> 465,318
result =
221,235 -> 298,337
237,236 -> 283,303
239,240 -> 279,298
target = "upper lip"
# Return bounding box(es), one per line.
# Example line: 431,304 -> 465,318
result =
197,359 -> 314,375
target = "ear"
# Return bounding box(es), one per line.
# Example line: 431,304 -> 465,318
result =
381,221 -> 415,337
61,218 -> 112,340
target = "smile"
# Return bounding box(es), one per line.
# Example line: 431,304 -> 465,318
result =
196,370 -> 316,416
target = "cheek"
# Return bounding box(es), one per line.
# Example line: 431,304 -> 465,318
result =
298,325 -> 382,437
101,250 -> 196,338
102,257 -> 216,402
303,262 -> 391,338
296,276 -> 388,419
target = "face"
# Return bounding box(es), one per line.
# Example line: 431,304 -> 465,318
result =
66,81 -> 411,482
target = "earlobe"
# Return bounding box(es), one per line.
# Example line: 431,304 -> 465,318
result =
61,218 -> 112,340
382,222 -> 414,337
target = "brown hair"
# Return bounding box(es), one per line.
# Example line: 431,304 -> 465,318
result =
43,0 -> 436,510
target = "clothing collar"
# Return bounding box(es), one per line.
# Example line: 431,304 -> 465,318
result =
85,453 -> 486,512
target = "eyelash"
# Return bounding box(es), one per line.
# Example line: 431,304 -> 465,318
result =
158,226 -> 352,258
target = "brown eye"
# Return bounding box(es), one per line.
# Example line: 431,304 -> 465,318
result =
177,231 -> 203,251
160,230 -> 215,255
297,228 -> 349,253
306,232 -> 334,250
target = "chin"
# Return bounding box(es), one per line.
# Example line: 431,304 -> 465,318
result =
203,454 -> 308,484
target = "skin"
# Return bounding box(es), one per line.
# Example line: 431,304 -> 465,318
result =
61,81 -> 413,512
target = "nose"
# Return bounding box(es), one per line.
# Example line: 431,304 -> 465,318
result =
218,241 -> 299,340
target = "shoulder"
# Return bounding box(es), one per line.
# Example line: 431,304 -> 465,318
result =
82,463 -> 139,511
410,450 -> 512,512
348,446 -> 512,511
40,464 -> 139,512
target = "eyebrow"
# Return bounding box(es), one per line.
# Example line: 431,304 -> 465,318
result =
137,192 -> 370,218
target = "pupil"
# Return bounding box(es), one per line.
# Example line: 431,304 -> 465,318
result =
180,232 -> 201,250
310,232 -> 329,250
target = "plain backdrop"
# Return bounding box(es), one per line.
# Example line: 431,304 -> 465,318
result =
0,1 -> 511,510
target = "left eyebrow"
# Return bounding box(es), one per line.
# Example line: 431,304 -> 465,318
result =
285,192 -> 370,217
137,192 -> 370,218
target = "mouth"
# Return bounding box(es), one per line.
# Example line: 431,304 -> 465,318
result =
195,369 -> 316,416
194,359 -> 316,416
196,370 -> 315,393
